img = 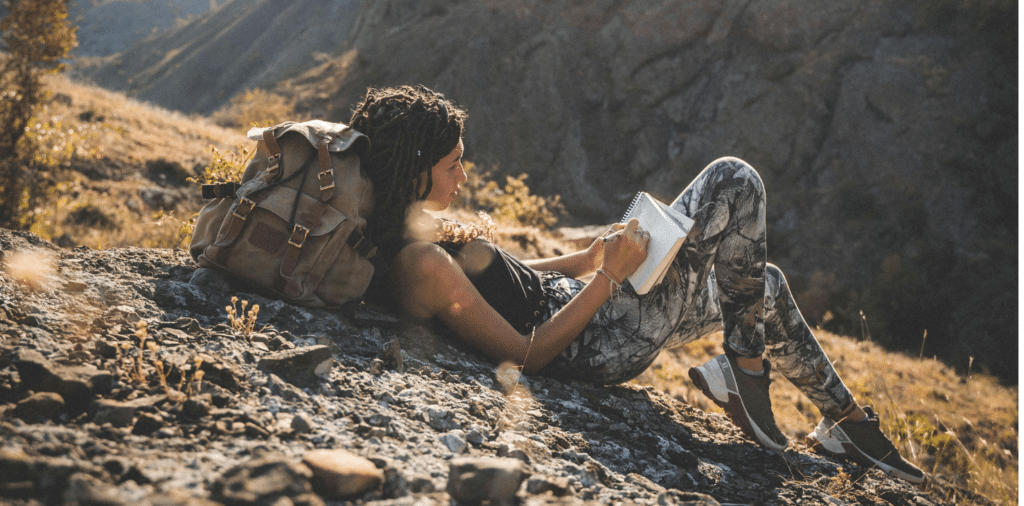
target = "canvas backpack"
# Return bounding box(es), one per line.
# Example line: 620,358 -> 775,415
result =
189,120 -> 376,308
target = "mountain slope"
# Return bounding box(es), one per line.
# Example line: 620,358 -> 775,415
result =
74,0 -> 360,114
69,0 -> 214,57
0,227 -> 980,506
70,0 -> 1019,382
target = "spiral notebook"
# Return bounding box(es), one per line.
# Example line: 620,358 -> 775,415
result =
620,192 -> 694,294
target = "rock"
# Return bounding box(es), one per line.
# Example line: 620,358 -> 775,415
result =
378,339 -> 403,373
525,475 -> 572,497
13,349 -> 61,392
257,345 -> 333,383
13,392 -> 65,423
89,399 -> 137,427
301,449 -> 383,498
131,412 -> 164,436
446,457 -> 529,505
496,444 -> 529,464
407,474 -> 435,494
64,472 -> 131,506
65,281 -> 88,293
290,414 -> 313,434
210,456 -> 317,506
196,353 -> 243,390
439,430 -> 468,455
657,490 -> 723,505
426,408 -> 459,431
13,350 -> 112,413
465,426 -> 487,446
180,395 -> 212,419
172,317 -> 203,333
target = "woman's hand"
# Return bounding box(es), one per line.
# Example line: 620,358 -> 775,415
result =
598,218 -> 649,283
585,222 -> 627,272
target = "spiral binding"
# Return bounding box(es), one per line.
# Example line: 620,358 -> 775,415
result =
621,191 -> 646,223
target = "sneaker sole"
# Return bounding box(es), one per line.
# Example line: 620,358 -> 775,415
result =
805,418 -> 925,484
688,356 -> 787,451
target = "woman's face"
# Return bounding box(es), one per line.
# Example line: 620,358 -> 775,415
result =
417,138 -> 466,212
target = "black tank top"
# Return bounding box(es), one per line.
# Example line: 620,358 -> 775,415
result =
437,239 -> 548,334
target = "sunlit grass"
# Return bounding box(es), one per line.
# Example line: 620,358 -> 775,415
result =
635,331 -> 1018,506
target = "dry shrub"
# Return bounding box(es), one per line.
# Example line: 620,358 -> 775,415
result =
211,88 -> 295,130
453,162 -> 565,230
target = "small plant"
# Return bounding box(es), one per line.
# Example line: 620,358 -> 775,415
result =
825,469 -> 853,496
182,356 -> 206,397
133,320 -> 149,384
189,144 -> 252,187
455,163 -> 565,230
118,320 -> 206,401
226,296 -> 261,338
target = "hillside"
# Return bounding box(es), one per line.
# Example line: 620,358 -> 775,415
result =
73,0 -> 361,114
68,0 -> 1019,384
68,0 -> 214,58
24,75 -> 245,249
0,75 -> 1017,506
0,226 -> 1001,506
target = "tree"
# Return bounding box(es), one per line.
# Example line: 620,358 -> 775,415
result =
0,0 -> 77,229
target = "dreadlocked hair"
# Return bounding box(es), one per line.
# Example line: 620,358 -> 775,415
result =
349,85 -> 467,261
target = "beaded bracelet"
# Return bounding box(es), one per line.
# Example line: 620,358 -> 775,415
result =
595,268 -> 622,293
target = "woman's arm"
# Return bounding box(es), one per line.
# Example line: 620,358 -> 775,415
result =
521,249 -> 597,279
395,220 -> 646,374
522,223 -> 625,278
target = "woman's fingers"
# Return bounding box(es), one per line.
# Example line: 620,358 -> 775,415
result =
623,218 -> 640,238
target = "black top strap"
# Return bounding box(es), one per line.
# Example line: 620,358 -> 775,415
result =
201,182 -> 242,199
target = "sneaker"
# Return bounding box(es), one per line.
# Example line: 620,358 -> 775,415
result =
688,354 -> 788,451
805,406 -> 926,484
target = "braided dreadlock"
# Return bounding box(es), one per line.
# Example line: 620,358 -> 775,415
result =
349,85 -> 467,261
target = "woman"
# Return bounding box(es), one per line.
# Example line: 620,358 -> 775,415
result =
350,85 -> 924,484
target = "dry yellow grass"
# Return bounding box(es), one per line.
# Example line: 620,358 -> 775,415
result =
45,74 -> 246,165
29,74 -> 248,248
634,331 -> 1018,506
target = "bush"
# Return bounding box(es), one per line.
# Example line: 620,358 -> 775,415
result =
454,162 -> 565,230
210,88 -> 294,130
0,0 -> 77,229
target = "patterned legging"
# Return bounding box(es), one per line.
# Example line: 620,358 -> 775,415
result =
538,157 -> 854,420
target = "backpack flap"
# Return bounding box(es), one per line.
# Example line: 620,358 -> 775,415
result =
246,120 -> 369,156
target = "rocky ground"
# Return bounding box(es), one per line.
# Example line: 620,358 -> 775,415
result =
0,228 -> 949,506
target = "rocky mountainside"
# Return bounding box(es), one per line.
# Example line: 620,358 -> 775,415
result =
70,0 -> 1018,380
0,228 -> 954,505
68,0 -> 214,58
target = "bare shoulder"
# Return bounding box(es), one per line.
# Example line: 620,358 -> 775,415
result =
394,241 -> 452,275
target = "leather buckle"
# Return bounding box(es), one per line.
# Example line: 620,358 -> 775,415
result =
232,197 -> 256,220
267,153 -> 281,173
318,168 -> 335,191
288,224 -> 310,247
